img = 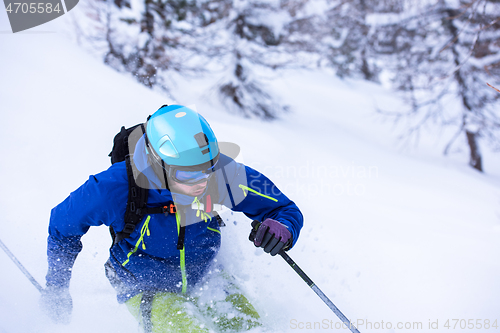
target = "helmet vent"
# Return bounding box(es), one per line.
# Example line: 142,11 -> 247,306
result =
194,132 -> 209,148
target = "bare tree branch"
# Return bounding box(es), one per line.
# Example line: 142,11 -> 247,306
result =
487,82 -> 500,93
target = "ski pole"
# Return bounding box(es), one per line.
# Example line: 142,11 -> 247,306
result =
250,221 -> 361,333
0,237 -> 44,293
278,250 -> 361,333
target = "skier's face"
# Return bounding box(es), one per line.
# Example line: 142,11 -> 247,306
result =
169,179 -> 208,196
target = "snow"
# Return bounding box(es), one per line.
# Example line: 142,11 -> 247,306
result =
1,8 -> 500,333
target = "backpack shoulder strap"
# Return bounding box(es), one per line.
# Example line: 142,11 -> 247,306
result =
112,155 -> 149,245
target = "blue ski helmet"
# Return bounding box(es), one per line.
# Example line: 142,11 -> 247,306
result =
145,105 -> 219,170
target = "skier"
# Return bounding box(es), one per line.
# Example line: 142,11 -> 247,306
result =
40,105 -> 303,332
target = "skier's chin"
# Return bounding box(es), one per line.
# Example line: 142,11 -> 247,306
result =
170,180 -> 208,196
189,184 -> 207,196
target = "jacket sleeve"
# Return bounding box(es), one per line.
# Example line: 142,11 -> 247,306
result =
220,161 -> 303,247
46,166 -> 128,288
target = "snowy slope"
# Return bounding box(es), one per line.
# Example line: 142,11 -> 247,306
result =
1,9 -> 500,333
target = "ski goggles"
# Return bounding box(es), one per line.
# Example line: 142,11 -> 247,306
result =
171,169 -> 212,185
168,161 -> 218,185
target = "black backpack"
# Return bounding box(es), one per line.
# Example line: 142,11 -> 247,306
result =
108,122 -> 224,248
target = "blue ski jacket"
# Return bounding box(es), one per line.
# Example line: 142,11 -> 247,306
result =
46,137 -> 303,303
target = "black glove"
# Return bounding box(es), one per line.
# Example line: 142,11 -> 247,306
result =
40,286 -> 72,324
249,219 -> 292,256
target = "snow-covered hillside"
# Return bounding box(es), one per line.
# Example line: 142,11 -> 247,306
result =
1,9 -> 499,333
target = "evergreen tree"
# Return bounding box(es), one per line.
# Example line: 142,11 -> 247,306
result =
214,0 -> 298,119
322,0 -> 385,80
77,0 -> 202,90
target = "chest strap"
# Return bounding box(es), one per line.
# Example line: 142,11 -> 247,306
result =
139,203 -> 177,216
